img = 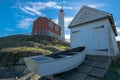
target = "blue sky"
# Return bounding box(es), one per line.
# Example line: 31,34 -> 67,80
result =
0,0 -> 120,40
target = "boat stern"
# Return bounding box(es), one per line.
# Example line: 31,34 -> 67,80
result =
24,58 -> 38,73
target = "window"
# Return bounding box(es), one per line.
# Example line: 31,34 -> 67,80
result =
40,30 -> 44,34
49,22 -> 51,26
40,30 -> 42,34
39,30 -> 41,34
37,31 -> 39,34
55,25 -> 59,31
46,30 -> 48,34
34,32 -> 37,35
44,30 -> 46,34
42,30 -> 44,34
49,22 -> 53,28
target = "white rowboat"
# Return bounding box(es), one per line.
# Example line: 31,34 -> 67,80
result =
24,47 -> 85,77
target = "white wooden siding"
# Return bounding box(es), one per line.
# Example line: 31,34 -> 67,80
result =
109,25 -> 119,56
70,18 -> 118,56
92,26 -> 108,54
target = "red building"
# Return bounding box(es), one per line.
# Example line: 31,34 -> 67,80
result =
117,41 -> 120,53
32,17 -> 61,39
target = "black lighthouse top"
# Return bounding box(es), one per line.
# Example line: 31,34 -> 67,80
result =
60,7 -> 64,12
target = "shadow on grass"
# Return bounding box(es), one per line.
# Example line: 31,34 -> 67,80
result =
103,56 -> 120,80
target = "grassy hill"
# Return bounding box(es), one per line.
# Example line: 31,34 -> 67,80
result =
0,34 -> 70,66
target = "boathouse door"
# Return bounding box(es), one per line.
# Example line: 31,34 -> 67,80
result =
71,30 -> 85,48
92,26 -> 108,54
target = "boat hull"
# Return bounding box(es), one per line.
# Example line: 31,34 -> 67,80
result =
24,52 -> 85,76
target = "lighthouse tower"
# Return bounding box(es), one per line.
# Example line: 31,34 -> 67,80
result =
58,7 -> 65,41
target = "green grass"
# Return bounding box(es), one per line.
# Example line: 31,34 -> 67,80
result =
103,56 -> 120,80
57,44 -> 69,50
0,34 -> 69,54
0,34 -> 70,66
0,47 -> 52,54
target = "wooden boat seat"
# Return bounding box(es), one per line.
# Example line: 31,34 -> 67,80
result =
46,47 -> 85,59
70,52 -> 80,53
58,55 -> 71,58
65,52 -> 80,55
31,56 -> 54,63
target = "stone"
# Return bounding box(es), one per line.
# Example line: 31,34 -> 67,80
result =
89,68 -> 106,78
83,61 -> 97,66
77,65 -> 93,73
86,55 -> 111,62
86,76 -> 101,80
64,73 -> 87,80
94,62 -> 110,69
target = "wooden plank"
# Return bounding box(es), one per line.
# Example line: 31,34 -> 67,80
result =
17,72 -> 35,80
63,73 -> 87,80
86,55 -> 111,62
89,68 -> 106,78
83,61 -> 97,66
86,76 -> 101,80
77,65 -> 93,73
94,62 -> 110,69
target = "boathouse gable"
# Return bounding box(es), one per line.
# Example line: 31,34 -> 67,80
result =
69,6 -> 117,36
69,6 -> 119,56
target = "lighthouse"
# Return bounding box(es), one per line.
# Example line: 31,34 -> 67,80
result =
58,7 -> 65,41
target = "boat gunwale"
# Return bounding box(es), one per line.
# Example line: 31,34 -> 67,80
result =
30,52 -> 85,64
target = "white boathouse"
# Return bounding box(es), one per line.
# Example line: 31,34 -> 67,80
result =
69,6 -> 119,56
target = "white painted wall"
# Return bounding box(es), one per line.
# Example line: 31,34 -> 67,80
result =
58,10 -> 65,41
108,24 -> 119,56
70,18 -> 118,56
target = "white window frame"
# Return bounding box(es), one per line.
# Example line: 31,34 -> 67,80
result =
49,22 -> 53,28
55,25 -> 59,31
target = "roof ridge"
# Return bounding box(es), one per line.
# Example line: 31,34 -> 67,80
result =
83,5 -> 111,16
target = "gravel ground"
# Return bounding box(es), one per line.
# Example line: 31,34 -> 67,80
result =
0,70 -> 24,79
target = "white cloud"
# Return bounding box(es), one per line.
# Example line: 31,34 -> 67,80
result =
87,3 -> 106,8
17,18 -> 35,29
65,34 -> 70,42
30,1 -> 58,9
30,1 -> 73,10
4,28 -> 14,31
116,37 -> 120,41
116,27 -> 120,41
116,27 -> 120,33
45,2 -> 59,8
65,34 -> 70,39
115,20 -> 120,27
15,1 -> 73,16
63,6 -> 73,9
72,3 -> 106,11
20,7 -> 35,16
64,17 -> 73,39
24,6 -> 43,15
64,17 -> 73,27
